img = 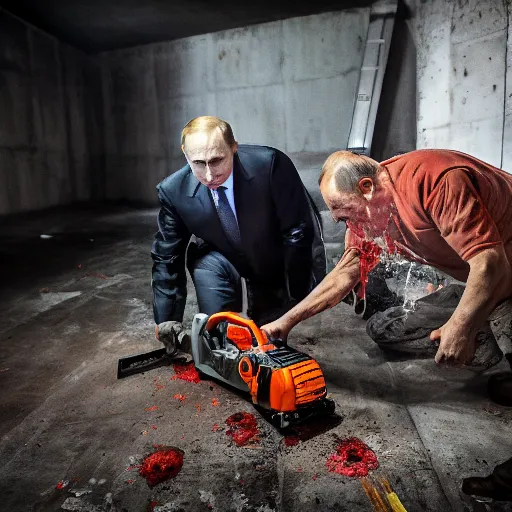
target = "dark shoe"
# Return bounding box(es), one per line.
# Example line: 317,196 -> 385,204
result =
488,373 -> 512,407
462,476 -> 512,501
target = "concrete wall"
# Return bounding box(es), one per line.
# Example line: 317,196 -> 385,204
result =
0,10 -> 104,215
101,10 -> 370,202
403,0 -> 511,170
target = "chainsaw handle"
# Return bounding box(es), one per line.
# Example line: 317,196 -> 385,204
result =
205,312 -> 268,347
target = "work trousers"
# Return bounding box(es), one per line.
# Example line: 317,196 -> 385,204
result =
188,249 -> 293,325
366,283 -> 512,372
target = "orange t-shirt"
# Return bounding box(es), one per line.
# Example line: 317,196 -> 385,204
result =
346,149 -> 512,282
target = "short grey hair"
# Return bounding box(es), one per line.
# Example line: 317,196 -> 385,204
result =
318,151 -> 380,194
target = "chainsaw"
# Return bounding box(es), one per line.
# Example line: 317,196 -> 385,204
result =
191,312 -> 335,428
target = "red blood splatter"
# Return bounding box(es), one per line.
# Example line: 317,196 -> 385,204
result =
173,393 -> 187,402
171,363 -> 201,383
284,435 -> 300,447
297,467 -> 303,472
145,406 -> 159,412
212,423 -> 220,432
326,437 -> 379,478
312,474 -> 318,481
151,425 -> 158,430
139,447 -> 184,487
225,412 -> 260,447
195,403 -> 201,412
211,398 -> 220,406
357,240 -> 382,298
126,479 -> 135,484
149,502 -> 159,511
346,222 -> 398,299
55,480 -> 68,490
153,378 -> 165,391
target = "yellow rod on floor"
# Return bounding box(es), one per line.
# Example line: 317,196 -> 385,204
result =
386,492 -> 407,512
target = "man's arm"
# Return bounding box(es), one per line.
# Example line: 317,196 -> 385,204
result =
426,169 -> 512,364
431,245 -> 512,364
270,150 -> 315,300
151,186 -> 190,324
262,248 -> 360,340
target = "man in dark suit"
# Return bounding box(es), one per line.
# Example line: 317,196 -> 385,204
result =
151,116 -> 325,347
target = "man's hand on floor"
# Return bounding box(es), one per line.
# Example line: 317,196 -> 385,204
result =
430,319 -> 477,366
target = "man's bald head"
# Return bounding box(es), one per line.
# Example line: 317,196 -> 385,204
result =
318,151 -> 381,195
318,151 -> 394,235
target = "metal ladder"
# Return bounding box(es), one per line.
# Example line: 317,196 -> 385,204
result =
347,0 -> 397,156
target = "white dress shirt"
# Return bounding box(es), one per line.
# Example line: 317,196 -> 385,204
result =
211,171 -> 238,222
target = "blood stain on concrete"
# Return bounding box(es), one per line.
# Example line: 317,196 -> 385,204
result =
139,447 -> 184,487
225,412 -> 260,447
171,363 -> 201,383
326,437 -> 379,478
284,435 -> 300,447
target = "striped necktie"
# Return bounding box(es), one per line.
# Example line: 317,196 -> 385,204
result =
216,186 -> 242,249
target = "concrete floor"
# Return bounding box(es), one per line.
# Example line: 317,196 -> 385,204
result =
1,206 -> 512,512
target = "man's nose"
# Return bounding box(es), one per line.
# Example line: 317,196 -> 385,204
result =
205,166 -> 213,182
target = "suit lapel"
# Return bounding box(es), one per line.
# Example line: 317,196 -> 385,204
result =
185,169 -> 226,243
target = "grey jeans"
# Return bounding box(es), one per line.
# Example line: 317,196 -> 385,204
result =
366,284 -> 512,372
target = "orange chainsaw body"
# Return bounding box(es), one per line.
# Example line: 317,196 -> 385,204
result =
198,312 -> 332,420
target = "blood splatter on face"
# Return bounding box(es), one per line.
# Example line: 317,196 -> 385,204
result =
346,221 -> 398,299
326,437 -> 379,478
225,412 -> 260,446
139,447 -> 184,487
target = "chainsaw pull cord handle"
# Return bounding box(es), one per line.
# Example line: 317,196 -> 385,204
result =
205,312 -> 267,347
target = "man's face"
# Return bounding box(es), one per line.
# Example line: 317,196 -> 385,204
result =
320,176 -> 392,238
182,129 -> 237,189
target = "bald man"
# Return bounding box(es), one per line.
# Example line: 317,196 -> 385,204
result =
151,116 -> 325,351
262,148 -> 512,500
262,149 -> 512,397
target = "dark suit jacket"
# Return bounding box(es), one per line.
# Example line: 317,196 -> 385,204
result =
151,144 -> 325,324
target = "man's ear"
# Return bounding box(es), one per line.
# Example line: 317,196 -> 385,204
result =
232,141 -> 238,154
358,177 -> 374,200
181,144 -> 185,155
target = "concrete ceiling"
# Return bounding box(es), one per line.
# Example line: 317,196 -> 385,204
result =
0,0 -> 376,54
